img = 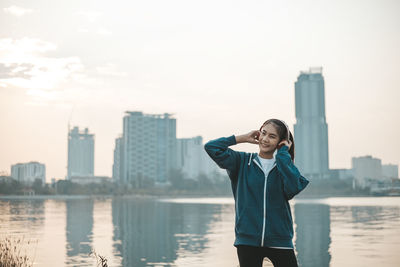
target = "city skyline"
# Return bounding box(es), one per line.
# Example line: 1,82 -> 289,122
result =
1,0 -> 399,180
2,70 -> 399,181
5,105 -> 398,183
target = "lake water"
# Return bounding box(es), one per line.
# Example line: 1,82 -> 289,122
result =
0,196 -> 400,267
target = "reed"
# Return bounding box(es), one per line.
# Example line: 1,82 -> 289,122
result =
0,236 -> 36,267
1,236 -> 110,267
89,250 -> 108,267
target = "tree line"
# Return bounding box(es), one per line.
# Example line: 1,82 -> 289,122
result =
0,170 -> 232,196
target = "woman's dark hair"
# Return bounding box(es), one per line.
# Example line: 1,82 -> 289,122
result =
259,119 -> 295,161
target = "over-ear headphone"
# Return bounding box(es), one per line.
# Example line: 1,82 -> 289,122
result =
277,119 -> 291,142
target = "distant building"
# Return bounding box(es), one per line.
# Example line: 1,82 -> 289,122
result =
118,111 -> 176,187
176,136 -> 218,180
177,136 -> 203,179
328,168 -> 354,180
69,176 -> 110,185
67,127 -> 94,179
11,161 -> 46,184
294,67 -> 330,179
112,137 -> 122,182
0,175 -> 13,183
352,156 -> 382,189
382,164 -> 399,179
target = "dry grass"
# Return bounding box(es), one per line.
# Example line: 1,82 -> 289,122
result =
89,250 -> 108,267
0,236 -> 37,267
1,236 -> 109,267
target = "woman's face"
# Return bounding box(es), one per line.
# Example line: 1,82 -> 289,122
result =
258,123 -> 280,154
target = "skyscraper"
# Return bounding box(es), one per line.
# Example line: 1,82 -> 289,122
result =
67,127 -> 94,179
118,111 -> 176,186
294,67 -> 329,179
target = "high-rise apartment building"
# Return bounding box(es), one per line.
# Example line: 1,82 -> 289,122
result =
11,161 -> 46,184
67,127 -> 94,179
294,67 -> 330,179
118,111 -> 176,186
176,136 -> 218,180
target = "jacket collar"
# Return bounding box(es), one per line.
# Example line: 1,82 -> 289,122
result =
252,153 -> 277,174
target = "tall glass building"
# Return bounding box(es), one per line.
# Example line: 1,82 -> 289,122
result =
67,127 -> 94,179
119,111 -> 176,186
294,67 -> 329,179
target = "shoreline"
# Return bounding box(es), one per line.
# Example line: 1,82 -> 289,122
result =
0,193 -> 397,200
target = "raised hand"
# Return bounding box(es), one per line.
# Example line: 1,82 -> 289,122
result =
278,139 -> 292,149
235,130 -> 260,144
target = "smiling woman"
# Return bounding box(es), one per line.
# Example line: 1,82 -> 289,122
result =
204,119 -> 309,267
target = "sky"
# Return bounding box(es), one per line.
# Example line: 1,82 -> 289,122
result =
0,0 -> 399,181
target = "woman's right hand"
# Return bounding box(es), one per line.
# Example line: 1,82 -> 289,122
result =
235,130 -> 260,144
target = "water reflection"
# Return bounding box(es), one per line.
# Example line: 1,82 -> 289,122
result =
8,200 -> 45,233
1,197 -> 400,267
9,199 -> 45,218
294,203 -> 331,267
66,199 -> 94,266
112,198 -> 222,267
329,205 -> 400,267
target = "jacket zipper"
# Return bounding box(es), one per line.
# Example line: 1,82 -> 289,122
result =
261,171 -> 267,247
253,158 -> 276,247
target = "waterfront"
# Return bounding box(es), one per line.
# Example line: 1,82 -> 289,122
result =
1,197 -> 400,267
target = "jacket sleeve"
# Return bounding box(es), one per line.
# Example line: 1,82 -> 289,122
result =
275,145 -> 309,200
204,135 -> 241,180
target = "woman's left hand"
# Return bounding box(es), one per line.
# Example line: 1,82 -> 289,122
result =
278,139 -> 292,149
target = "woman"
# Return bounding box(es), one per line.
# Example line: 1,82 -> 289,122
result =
204,119 -> 309,267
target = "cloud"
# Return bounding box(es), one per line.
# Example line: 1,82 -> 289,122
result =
77,28 -> 112,35
0,38 -> 122,106
0,38 -> 56,56
3,5 -> 33,17
97,28 -> 112,35
0,63 -> 34,79
75,10 -> 102,23
96,63 -> 127,77
0,38 -> 85,90
77,28 -> 89,33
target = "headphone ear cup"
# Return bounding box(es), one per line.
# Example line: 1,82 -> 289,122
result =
278,119 -> 290,141
286,127 -> 290,141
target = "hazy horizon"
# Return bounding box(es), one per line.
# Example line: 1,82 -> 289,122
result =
1,0 -> 399,181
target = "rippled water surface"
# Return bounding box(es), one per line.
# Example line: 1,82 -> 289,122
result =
1,197 -> 400,267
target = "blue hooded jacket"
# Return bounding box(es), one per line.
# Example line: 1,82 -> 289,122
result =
204,135 -> 309,248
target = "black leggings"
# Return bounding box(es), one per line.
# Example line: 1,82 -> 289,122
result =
236,245 -> 298,267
